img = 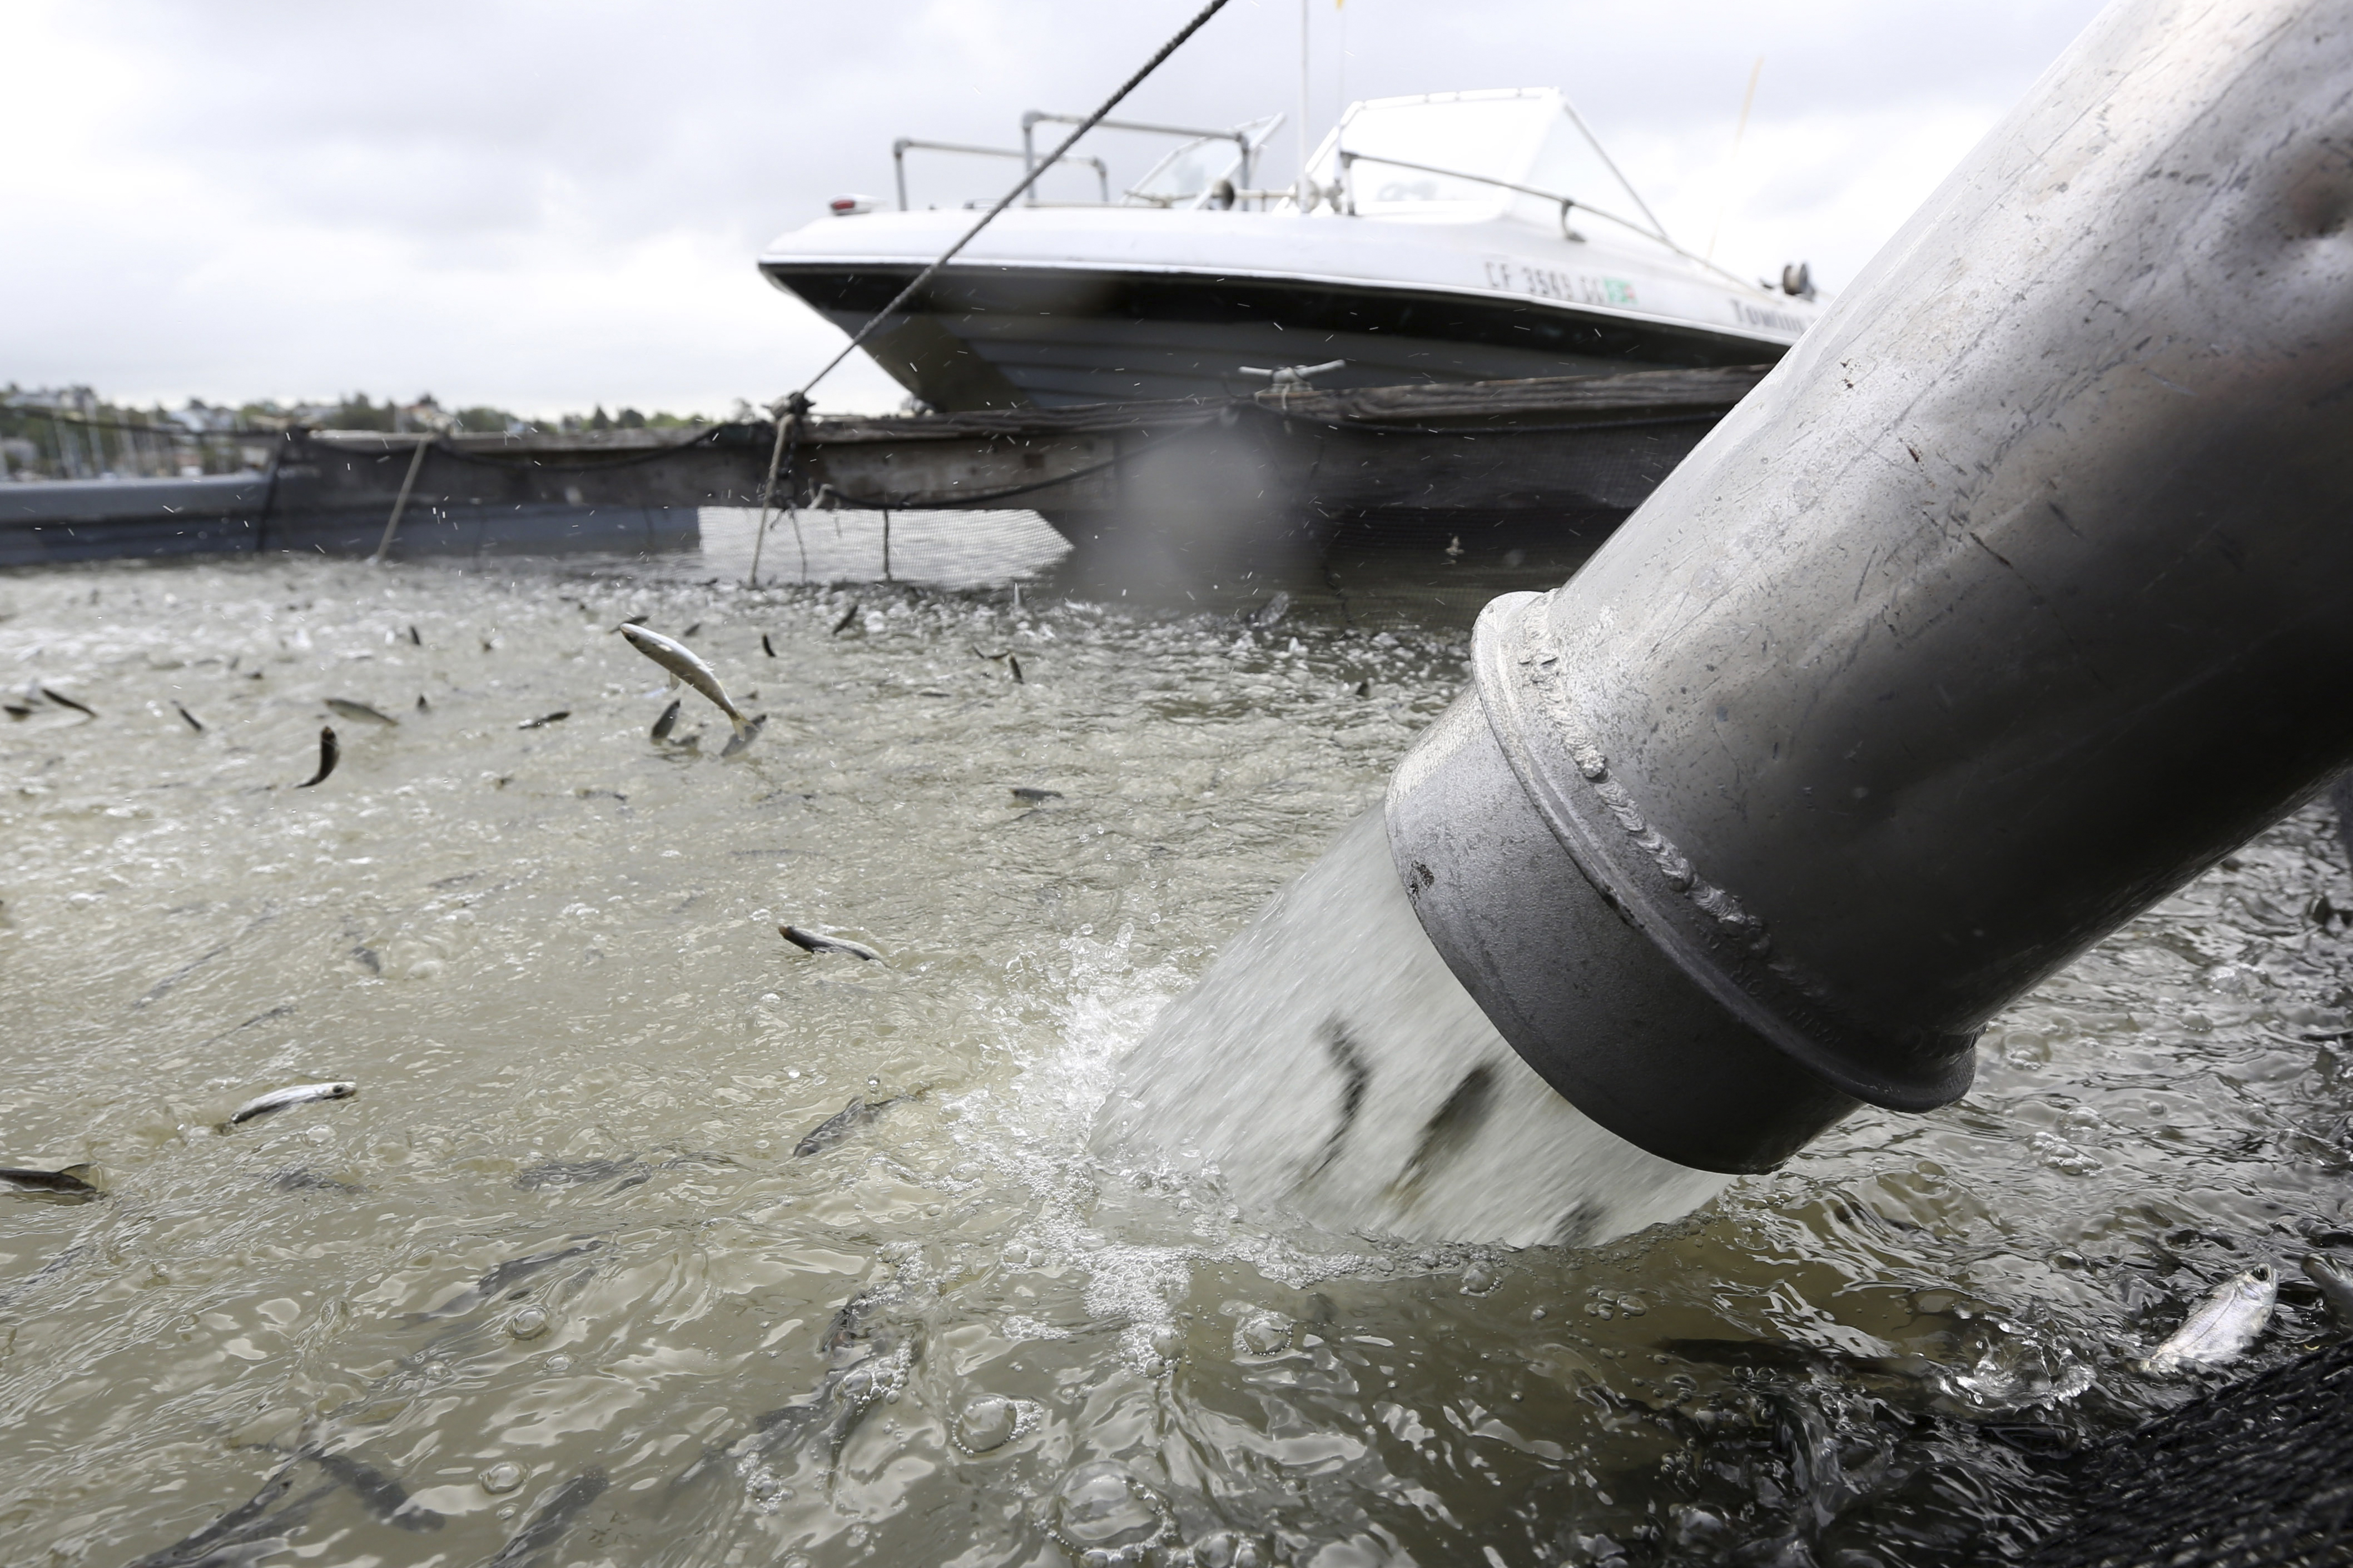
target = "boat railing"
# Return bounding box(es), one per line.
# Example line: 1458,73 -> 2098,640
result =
1020,111 -> 1263,205
893,138 -> 1110,211
1336,148 -> 1768,292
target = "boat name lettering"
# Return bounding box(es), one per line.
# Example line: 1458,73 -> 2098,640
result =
1731,300 -> 1807,334
1483,258 -> 1637,308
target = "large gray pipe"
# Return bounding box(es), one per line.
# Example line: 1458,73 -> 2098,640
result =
1100,0 -> 2353,1236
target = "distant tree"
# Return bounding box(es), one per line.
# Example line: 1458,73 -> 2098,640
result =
589,405 -> 612,431
455,406 -> 516,433
332,394 -> 394,431
617,407 -> 646,429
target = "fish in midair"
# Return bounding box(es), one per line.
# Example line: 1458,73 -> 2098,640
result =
41,685 -> 95,717
408,625 -> 422,645
1010,786 -> 1061,804
296,726 -> 339,788
832,602 -> 861,635
325,698 -> 398,726
650,699 -> 681,741
229,1081 -> 358,1126
2140,1265 -> 2276,1373
780,925 -> 881,962
518,710 -> 569,729
617,624 -> 755,743
173,701 -> 204,733
762,633 -> 776,657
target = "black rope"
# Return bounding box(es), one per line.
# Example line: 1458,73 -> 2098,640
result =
792,0 -> 1232,403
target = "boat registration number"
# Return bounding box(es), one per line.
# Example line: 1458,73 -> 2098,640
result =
1483,257 -> 1637,308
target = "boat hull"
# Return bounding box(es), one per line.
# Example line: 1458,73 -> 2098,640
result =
766,262 -> 1790,411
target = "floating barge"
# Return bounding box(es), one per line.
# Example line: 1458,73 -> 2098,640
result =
0,364 -> 1765,573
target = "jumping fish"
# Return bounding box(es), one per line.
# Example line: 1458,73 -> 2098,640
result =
650,699 -> 681,741
415,693 -> 430,711
719,715 -> 767,758
325,698 -> 398,726
41,684 -> 95,717
173,701 -> 204,733
1009,654 -> 1024,685
762,633 -> 776,657
485,1469 -> 607,1566
780,925 -> 881,962
518,710 -> 569,729
617,623 -> 755,743
1010,786 -> 1062,804
832,601 -> 861,635
296,726 -> 339,788
0,1163 -> 101,1197
2303,1253 -> 2353,1333
2140,1265 -> 2276,1373
229,1081 -> 358,1126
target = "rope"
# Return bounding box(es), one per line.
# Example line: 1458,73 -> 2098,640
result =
789,0 -> 1232,405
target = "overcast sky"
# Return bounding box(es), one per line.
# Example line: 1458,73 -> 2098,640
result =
3,0 -> 2107,418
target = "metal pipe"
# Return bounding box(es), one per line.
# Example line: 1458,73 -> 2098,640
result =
1096,0 -> 2353,1242
1385,0 -> 2353,1172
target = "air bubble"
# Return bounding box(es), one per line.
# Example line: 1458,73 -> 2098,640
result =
1051,1461 -> 1167,1551
507,1305 -> 549,1338
480,1461 -> 524,1494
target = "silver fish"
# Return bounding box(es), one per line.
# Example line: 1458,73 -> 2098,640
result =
229,1081 -> 358,1126
779,925 -> 881,962
325,698 -> 398,726
2140,1265 -> 2276,1373
617,624 -> 754,742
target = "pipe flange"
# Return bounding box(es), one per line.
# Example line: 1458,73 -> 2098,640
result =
1469,591 -> 1976,1113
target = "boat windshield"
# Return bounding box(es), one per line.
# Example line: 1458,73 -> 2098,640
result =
1126,115 -> 1283,207
1312,89 -> 1663,246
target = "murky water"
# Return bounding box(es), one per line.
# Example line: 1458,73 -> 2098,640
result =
6,524 -> 2352,1567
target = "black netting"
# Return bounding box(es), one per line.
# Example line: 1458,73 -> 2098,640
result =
2028,1338 -> 2353,1567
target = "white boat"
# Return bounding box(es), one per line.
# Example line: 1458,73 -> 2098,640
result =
759,88 -> 1823,412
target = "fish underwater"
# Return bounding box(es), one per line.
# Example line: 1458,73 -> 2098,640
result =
2302,1253 -> 2353,1333
792,1093 -> 917,1157
617,624 -> 756,743
2140,1265 -> 2276,1373
229,1081 -> 358,1126
0,1163 -> 102,1198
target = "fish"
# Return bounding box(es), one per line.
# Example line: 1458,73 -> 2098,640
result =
1010,786 -> 1063,804
779,925 -> 881,962
1009,654 -> 1024,685
617,623 -> 754,742
762,633 -> 776,657
1354,679 -> 1372,698
2,703 -> 29,719
296,726 -> 338,788
621,614 -> 648,626
415,693 -> 430,711
0,1163 -> 102,1198
680,622 -> 702,638
229,1081 -> 358,1126
487,1467 -> 607,1566
719,714 -> 767,759
309,1450 -> 442,1531
2140,1265 -> 2276,1373
2302,1253 -> 2353,1333
407,625 -> 421,645
832,601 -> 861,635
793,1094 -> 910,1157
40,684 -> 95,717
126,1466 -> 335,1568
514,1157 -> 651,1191
1252,590 -> 1292,628
324,698 -> 397,726
650,699 -> 681,741
518,710 -> 569,729
174,701 -> 204,733
269,1168 -> 363,1193
409,1240 -> 603,1320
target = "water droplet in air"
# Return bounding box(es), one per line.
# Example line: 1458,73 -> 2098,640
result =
507,1305 -> 549,1338
480,1461 -> 524,1494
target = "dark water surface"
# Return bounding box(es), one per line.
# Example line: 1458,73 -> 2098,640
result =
4,515 -> 2350,1567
